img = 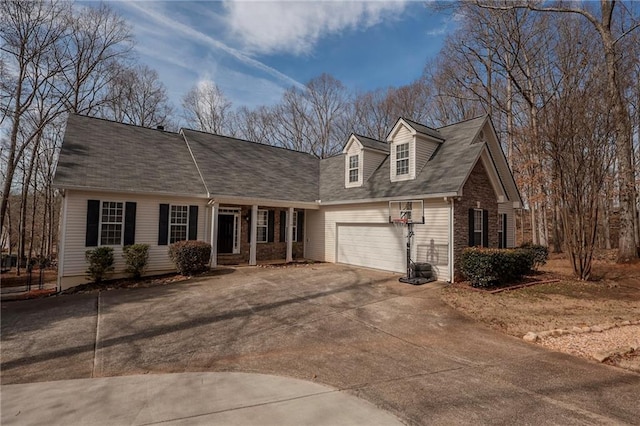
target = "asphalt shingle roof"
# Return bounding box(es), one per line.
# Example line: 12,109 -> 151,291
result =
55,115 -> 491,205
401,118 -> 444,141
353,134 -> 389,153
319,116 -> 486,202
182,129 -> 320,202
54,114 -> 207,195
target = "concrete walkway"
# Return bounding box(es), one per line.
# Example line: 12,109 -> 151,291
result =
2,264 -> 639,425
1,372 -> 403,425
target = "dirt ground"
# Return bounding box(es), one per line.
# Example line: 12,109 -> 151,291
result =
1,269 -> 56,288
441,251 -> 640,371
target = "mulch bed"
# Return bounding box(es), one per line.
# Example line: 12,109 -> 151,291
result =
450,272 -> 562,294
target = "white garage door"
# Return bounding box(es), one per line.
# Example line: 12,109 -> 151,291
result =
337,224 -> 405,273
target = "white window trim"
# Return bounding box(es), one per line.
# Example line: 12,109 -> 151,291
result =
474,208 -> 483,247
345,152 -> 362,188
219,208 -> 241,254
169,204 -> 189,244
99,200 -> 124,246
396,143 -> 409,176
257,209 -> 268,243
348,155 -> 359,183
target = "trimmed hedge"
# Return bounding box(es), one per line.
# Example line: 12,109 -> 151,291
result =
459,247 -> 534,287
520,242 -> 549,270
85,246 -> 114,283
168,240 -> 211,275
123,244 -> 150,279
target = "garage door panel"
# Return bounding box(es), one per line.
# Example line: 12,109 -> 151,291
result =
337,224 -> 405,273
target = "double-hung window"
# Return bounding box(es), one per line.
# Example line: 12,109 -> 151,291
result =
170,205 -> 188,243
474,209 -> 483,247
348,155 -> 359,183
396,143 -> 409,175
257,209 -> 268,243
100,201 -> 123,245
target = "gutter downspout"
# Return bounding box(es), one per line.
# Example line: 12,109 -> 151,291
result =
449,197 -> 455,283
57,190 -> 68,292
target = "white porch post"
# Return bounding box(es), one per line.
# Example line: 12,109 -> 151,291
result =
286,207 -> 294,263
249,205 -> 258,265
209,202 -> 218,268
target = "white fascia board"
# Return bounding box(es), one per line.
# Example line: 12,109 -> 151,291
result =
318,192 -> 459,206
386,118 -> 416,141
480,149 -> 508,200
211,195 -> 320,210
342,135 -> 362,154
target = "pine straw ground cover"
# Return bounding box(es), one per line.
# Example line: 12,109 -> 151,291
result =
441,251 -> 640,371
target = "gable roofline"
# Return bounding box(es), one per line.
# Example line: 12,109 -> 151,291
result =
342,134 -> 362,154
387,117 -> 445,142
448,115 -> 522,205
342,133 -> 389,154
482,116 -> 523,205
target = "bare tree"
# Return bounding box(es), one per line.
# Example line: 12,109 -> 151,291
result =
182,81 -> 232,134
475,0 -> 639,262
56,2 -> 134,114
101,63 -> 173,127
0,0 -> 69,236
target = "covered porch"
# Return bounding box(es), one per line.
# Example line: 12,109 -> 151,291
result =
206,200 -> 317,267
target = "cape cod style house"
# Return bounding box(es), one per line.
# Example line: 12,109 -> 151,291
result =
53,114 -> 521,290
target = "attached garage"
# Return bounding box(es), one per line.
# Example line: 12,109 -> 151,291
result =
336,224 -> 405,273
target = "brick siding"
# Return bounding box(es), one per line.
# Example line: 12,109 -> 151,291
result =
453,161 -> 498,273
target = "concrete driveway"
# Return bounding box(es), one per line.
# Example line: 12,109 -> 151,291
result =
2,264 -> 639,425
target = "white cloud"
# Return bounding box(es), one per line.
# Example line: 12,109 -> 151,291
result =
121,2 -> 304,89
223,0 -> 407,55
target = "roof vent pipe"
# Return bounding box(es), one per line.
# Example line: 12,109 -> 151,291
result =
156,125 -> 164,131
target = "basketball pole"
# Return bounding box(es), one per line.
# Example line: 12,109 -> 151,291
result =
405,222 -> 413,280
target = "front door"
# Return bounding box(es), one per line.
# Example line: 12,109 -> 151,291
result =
218,214 -> 235,254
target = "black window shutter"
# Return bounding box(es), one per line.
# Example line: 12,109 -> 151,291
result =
279,211 -> 286,242
86,200 -> 100,247
188,205 -> 198,240
267,210 -> 275,242
482,209 -> 489,247
468,209 -> 474,247
158,204 -> 169,245
297,211 -> 304,242
124,202 -> 137,245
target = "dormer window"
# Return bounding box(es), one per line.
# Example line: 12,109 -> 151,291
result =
348,155 -> 359,182
396,143 -> 409,175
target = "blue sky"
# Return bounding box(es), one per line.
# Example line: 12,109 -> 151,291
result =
107,1 -> 457,110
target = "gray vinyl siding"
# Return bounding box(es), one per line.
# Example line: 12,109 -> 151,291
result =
363,150 -> 386,182
414,135 -> 440,174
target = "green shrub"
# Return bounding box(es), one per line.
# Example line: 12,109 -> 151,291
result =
168,240 -> 211,275
459,247 -> 534,287
519,242 -> 549,270
123,244 -> 149,279
85,246 -> 114,283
